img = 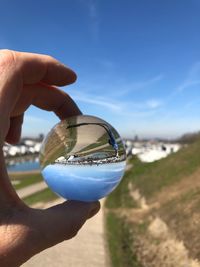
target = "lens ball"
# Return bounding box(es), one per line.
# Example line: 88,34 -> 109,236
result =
39,115 -> 126,202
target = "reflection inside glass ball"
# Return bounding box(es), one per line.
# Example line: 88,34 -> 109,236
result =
39,115 -> 126,202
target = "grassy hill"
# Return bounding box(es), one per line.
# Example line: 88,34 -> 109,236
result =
105,136 -> 200,267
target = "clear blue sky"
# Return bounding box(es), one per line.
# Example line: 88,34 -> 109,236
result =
1,0 -> 200,139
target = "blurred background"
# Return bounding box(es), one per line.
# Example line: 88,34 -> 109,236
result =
2,1 -> 200,267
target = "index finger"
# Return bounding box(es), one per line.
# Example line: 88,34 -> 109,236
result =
11,83 -> 82,119
16,51 -> 77,85
0,50 -> 77,117
7,84 -> 82,144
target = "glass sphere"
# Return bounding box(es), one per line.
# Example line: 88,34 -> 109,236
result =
39,115 -> 126,202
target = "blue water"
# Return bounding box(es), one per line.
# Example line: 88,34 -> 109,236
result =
42,161 -> 126,202
7,160 -> 40,172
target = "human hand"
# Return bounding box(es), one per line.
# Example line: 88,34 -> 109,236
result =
0,50 -> 100,267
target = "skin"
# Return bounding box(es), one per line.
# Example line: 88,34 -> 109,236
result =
0,50 -> 100,267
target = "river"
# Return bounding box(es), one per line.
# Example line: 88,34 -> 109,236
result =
6,156 -> 40,172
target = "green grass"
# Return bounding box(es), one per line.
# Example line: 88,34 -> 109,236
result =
158,187 -> 200,219
106,212 -> 143,267
10,172 -> 43,190
156,187 -> 200,260
105,137 -> 200,266
107,138 -> 200,206
23,188 -> 59,206
130,140 -> 200,199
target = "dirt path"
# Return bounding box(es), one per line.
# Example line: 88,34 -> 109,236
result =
22,199 -> 109,267
17,181 -> 47,198
9,170 -> 40,176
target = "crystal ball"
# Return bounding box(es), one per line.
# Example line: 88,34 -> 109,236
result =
39,115 -> 126,202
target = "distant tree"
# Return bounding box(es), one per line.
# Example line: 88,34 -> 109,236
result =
178,131 -> 200,144
134,135 -> 139,142
38,134 -> 44,141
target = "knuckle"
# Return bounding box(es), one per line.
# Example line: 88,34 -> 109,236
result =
44,54 -> 54,62
0,49 -> 18,69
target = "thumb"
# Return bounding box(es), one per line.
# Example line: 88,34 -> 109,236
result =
37,200 -> 101,249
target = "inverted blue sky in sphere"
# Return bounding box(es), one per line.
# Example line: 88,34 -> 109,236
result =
42,162 -> 125,201
1,0 -> 200,139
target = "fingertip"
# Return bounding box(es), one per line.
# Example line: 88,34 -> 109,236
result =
87,201 -> 101,219
66,200 -> 101,219
57,64 -> 77,85
14,51 -> 78,86
42,63 -> 78,86
67,67 -> 77,84
51,200 -> 101,222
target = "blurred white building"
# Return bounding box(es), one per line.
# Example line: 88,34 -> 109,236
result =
124,139 -> 181,163
4,139 -> 42,158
